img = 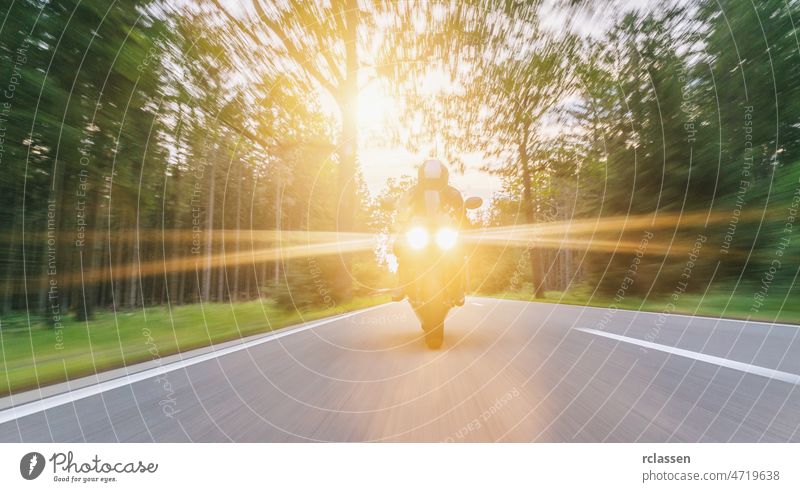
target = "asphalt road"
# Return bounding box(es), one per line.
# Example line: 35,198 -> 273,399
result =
1,297 -> 799,442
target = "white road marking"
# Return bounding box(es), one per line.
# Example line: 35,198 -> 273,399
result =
0,304 -> 389,425
576,327 -> 800,386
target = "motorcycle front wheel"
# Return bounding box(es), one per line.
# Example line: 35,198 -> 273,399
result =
410,264 -> 450,349
417,301 -> 446,349
423,320 -> 444,349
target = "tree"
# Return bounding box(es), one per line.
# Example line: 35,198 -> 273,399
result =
208,0 -> 390,298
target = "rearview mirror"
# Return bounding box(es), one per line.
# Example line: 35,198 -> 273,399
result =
464,196 -> 483,210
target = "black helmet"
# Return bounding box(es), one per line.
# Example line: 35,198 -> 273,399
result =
418,159 -> 449,190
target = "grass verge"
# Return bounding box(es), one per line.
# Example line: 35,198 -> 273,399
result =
487,289 -> 800,325
0,296 -> 388,397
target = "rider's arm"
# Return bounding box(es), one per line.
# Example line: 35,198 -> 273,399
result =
396,186 -> 418,225
446,186 -> 464,209
443,186 -> 465,219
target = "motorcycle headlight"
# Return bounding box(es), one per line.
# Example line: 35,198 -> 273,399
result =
406,226 -> 429,250
435,227 -> 458,250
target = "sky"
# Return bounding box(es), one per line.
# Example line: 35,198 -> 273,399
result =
359,146 -> 501,203
221,0 -> 651,205
354,0 -> 651,205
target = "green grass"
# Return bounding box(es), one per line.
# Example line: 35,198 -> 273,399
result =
0,296 -> 388,397
488,288 -> 800,325
6,287 -> 795,398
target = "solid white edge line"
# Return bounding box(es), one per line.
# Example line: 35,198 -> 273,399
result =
575,327 -> 800,386
0,304 -> 389,425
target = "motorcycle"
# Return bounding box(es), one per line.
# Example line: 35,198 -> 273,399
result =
396,195 -> 483,349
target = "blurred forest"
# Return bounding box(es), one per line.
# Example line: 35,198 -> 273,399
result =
458,0 -> 800,314
1,0 -> 799,324
0,0 -> 387,321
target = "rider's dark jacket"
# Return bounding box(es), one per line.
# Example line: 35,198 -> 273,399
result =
396,184 -> 464,226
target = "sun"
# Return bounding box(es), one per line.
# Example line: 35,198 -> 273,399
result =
355,66 -> 458,137
357,82 -> 398,134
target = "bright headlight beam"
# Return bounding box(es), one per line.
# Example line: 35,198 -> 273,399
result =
435,227 -> 458,250
406,226 -> 429,250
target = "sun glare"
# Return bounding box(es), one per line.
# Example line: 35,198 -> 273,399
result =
357,83 -> 398,133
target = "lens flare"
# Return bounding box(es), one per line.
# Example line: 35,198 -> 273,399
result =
406,226 -> 429,250
435,227 -> 458,250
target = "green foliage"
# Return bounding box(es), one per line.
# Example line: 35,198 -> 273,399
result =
0,1 -> 379,319
3,0 -> 800,326
0,295 -> 388,396
476,1 -> 800,314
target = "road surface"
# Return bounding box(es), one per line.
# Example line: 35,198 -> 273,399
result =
1,297 -> 799,442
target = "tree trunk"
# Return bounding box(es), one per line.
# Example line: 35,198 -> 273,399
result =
519,127 -> 543,299
98,233 -> 109,309
0,201 -> 20,314
233,162 -> 242,301
274,173 -> 282,286
41,178 -> 65,322
178,267 -> 187,305
216,243 -> 225,302
128,213 -> 139,308
111,217 -> 126,308
333,0 -> 359,300
168,169 -> 181,305
76,185 -> 104,321
203,156 -> 215,302
244,172 -> 253,300
260,189 -> 269,297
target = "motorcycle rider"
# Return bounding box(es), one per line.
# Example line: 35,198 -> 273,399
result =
391,159 -> 466,305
